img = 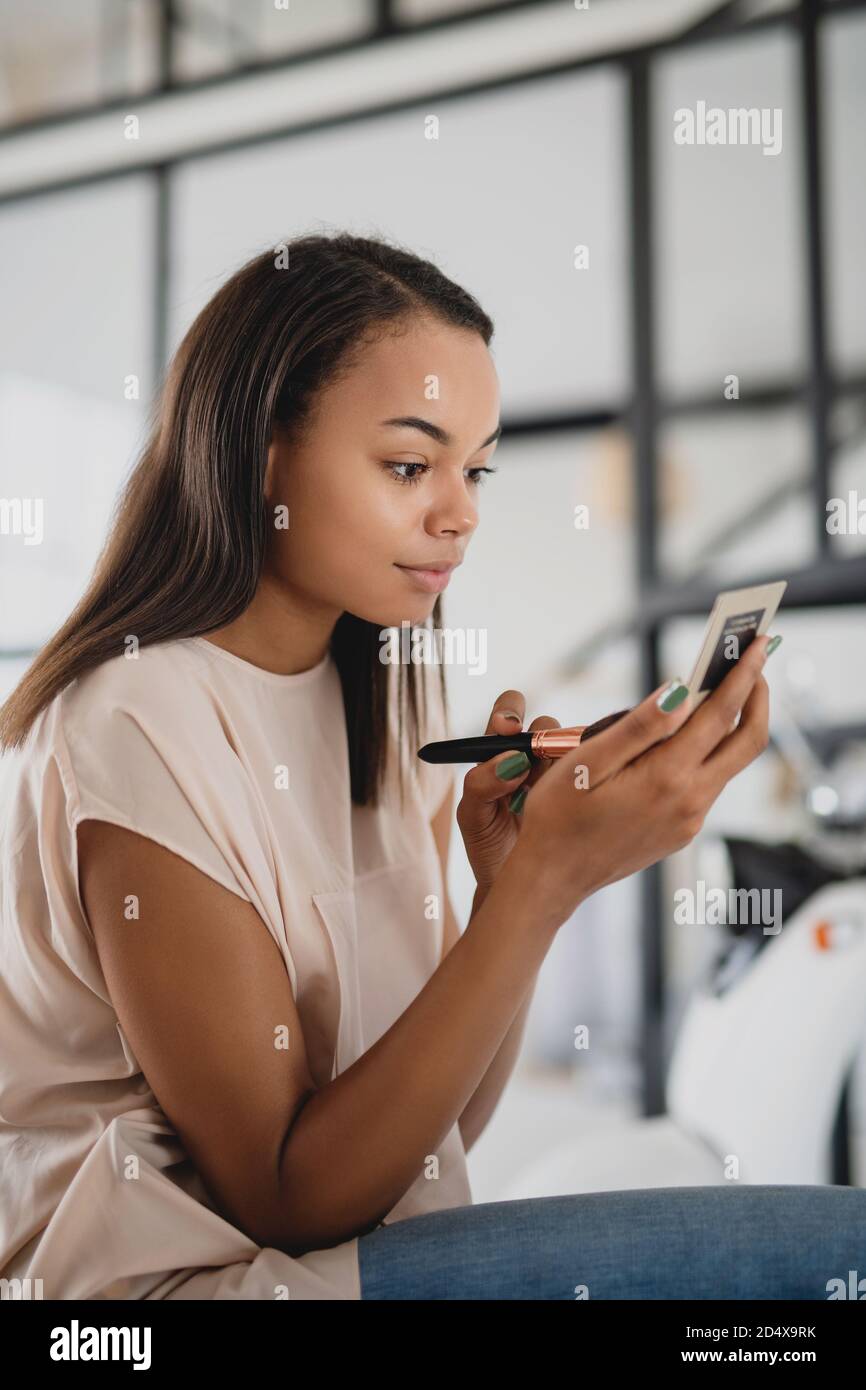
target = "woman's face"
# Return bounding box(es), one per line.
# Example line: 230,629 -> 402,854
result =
264,314 -> 500,629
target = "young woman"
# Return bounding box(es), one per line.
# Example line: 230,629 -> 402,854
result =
0,233 -> 862,1301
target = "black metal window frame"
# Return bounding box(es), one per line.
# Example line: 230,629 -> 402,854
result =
2,0 -> 865,1176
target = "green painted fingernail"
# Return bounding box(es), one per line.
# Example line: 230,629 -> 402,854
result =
496,751 -> 530,780
766,634 -> 782,656
508,786 -> 528,814
657,679 -> 689,713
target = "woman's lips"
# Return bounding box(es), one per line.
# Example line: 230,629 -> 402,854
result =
394,564 -> 454,593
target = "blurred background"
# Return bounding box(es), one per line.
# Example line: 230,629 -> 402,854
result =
2,0 -> 865,1201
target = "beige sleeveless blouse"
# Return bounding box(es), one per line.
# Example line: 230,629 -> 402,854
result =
0,636 -> 471,1299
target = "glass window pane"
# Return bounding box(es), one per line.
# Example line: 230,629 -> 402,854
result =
171,0 -> 374,83
656,407 -> 815,582
0,0 -> 160,128
653,28 -> 806,399
828,394 -> 866,558
0,177 -> 155,649
822,8 -> 866,378
168,66 -> 629,414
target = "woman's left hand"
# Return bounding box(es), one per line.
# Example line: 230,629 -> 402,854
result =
455,691 -> 561,896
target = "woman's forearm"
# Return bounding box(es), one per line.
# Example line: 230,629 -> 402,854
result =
266,850 -> 564,1256
457,880 -> 540,1151
458,975 -> 539,1151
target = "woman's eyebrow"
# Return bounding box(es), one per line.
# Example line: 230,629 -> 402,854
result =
379,416 -> 501,450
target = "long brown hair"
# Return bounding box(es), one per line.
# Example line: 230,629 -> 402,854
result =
0,232 -> 494,805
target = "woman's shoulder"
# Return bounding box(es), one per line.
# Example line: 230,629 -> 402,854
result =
56,637 -> 221,741
16,637 -> 241,811
2,638 -> 258,918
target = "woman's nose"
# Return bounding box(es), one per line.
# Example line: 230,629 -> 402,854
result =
428,473 -> 479,537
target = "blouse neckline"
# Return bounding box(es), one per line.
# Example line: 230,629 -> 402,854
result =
186,636 -> 332,688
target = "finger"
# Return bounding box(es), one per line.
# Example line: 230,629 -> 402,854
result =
699,674 -> 770,798
484,689 -> 525,737
462,690 -> 528,808
580,708 -> 632,741
499,715 -> 561,817
463,715 -> 560,807
546,674 -> 695,791
523,715 -> 561,789
464,740 -> 533,803
675,633 -> 772,763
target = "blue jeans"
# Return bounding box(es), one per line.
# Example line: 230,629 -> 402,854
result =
357,1186 -> 866,1299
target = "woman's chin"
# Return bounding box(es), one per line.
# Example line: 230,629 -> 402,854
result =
356,596 -> 437,630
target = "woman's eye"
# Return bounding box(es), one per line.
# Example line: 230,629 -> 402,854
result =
385,462 -> 497,487
386,461 -> 429,486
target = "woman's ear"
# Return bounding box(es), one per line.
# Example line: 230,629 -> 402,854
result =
265,419 -> 293,506
264,436 -> 277,506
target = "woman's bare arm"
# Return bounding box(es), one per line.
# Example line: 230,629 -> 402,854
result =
77,818 -> 557,1258
273,849 -> 554,1252
430,789 -> 538,1152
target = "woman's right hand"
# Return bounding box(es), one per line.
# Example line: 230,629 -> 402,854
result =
510,633 -> 774,929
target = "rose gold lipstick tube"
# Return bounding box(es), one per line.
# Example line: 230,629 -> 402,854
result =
529,726 -> 587,759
